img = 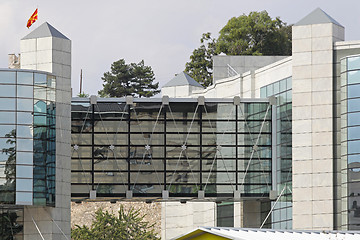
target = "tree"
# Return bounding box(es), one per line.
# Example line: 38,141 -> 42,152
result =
216,11 -> 292,56
185,32 -> 216,87
71,206 -> 159,240
185,11 -> 292,87
77,92 -> 89,98
98,59 -> 160,98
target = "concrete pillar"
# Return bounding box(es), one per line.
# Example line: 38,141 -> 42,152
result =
292,9 -> 344,230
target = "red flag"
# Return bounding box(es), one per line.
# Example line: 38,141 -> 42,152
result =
27,8 -> 38,28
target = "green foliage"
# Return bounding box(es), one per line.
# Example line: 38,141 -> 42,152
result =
185,11 -> 292,87
71,206 -> 160,240
77,92 -> 89,98
0,211 -> 23,240
216,11 -> 292,56
185,33 -> 216,87
98,59 -> 160,98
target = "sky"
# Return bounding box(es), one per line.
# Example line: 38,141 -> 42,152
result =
1,0 -> 360,96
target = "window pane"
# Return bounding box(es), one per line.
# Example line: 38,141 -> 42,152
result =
16,152 -> 33,165
0,71 -> 16,84
17,72 -> 33,85
348,56 -> 360,71
0,125 -> 15,138
17,85 -> 33,98
348,126 -> 360,140
348,71 -> 360,85
17,98 -> 33,111
17,112 -> 33,125
16,125 -> 33,138
348,112 -> 360,126
16,191 -> 32,205
348,84 -> 360,98
0,85 -> 15,97
0,98 -> 15,110
348,98 -> 360,112
16,139 -> 33,152
348,141 -> 360,154
0,112 -> 15,124
16,179 -> 33,191
34,73 -> 47,86
16,165 -> 33,178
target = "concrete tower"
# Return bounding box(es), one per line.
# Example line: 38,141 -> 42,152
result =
291,8 -> 344,230
20,22 -> 71,239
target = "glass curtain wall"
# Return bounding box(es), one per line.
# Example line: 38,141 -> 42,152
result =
71,98 -> 272,200
341,55 -> 360,230
261,77 -> 292,229
0,69 -> 56,207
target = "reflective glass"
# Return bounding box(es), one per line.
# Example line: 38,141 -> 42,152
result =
16,139 -> 33,152
0,98 -> 15,111
348,141 -> 360,154
0,125 -> 15,139
0,71 -> 16,84
17,72 -> 33,85
0,111 -> 15,124
17,112 -> 33,125
16,179 -> 33,191
0,138 -> 15,150
34,73 -> 47,85
17,98 -> 33,111
0,85 -> 15,97
16,125 -> 33,138
16,191 -> 32,204
348,112 -> 360,126
348,127 -> 360,140
34,86 -> 47,100
16,165 -> 33,178
17,85 -> 33,98
348,98 -> 360,112
16,152 -> 33,165
47,76 -> 56,88
348,71 -> 360,85
34,100 -> 46,113
348,84 -> 360,98
348,56 -> 360,71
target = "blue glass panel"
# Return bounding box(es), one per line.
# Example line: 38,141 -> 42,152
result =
16,152 -> 33,165
274,81 -> 280,95
17,112 -> 32,125
348,141 -> 360,154
266,84 -> 274,96
0,125 -> 15,138
17,98 -> 33,111
347,71 -> 360,85
348,126 -> 360,140
16,192 -> 32,205
16,125 -> 32,138
348,112 -> 360,126
17,85 -> 33,98
348,154 -> 360,164
287,77 -> 292,89
348,84 -> 360,98
34,100 -> 46,113
260,87 -> 266,98
0,112 -> 15,124
16,179 -> 33,191
0,138 -> 15,150
16,165 -> 33,178
280,79 -> 287,92
0,71 -> 16,84
348,98 -> 360,112
348,56 -> 360,71
17,72 -> 33,85
16,139 -> 33,152
0,85 -> 15,97
0,98 -> 15,111
34,73 -> 47,86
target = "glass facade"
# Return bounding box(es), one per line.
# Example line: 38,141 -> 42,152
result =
0,69 -> 56,207
341,55 -> 360,229
71,98 -> 273,200
0,206 -> 23,240
261,77 -> 292,229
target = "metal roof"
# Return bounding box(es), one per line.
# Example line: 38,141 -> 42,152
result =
22,22 -> 69,40
163,72 -> 203,88
174,227 -> 360,240
295,8 -> 343,27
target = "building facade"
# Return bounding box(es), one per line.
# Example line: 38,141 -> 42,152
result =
2,7 -> 360,240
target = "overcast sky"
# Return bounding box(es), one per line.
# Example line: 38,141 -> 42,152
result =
1,0 -> 360,96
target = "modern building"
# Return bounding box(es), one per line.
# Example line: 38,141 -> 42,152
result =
1,7 -> 360,240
